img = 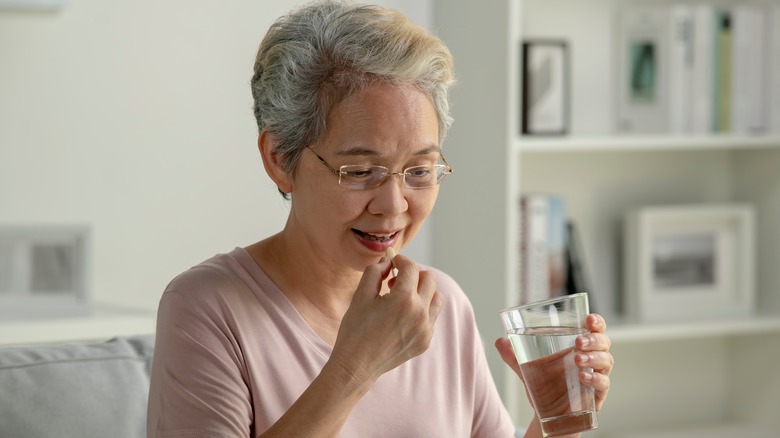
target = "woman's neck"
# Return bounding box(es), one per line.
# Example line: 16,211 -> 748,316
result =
245,233 -> 365,345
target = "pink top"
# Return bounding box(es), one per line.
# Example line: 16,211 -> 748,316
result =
147,247 -> 515,437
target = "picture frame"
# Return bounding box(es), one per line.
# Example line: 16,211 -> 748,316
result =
521,40 -> 569,135
614,6 -> 669,134
623,204 -> 755,323
0,225 -> 91,320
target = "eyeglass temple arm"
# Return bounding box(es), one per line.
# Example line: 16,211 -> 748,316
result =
440,151 -> 453,173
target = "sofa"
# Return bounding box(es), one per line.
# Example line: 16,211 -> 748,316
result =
0,335 -> 155,438
0,335 -> 526,438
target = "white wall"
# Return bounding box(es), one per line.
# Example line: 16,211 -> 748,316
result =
0,0 -> 433,314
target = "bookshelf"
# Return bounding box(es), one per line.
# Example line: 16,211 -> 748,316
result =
431,0 -> 780,435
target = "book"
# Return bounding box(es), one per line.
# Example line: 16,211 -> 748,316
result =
769,5 -> 780,133
564,221 -> 594,313
614,6 -> 670,134
668,4 -> 695,134
691,4 -> 716,134
730,4 -> 767,134
713,9 -> 732,133
519,194 -> 568,304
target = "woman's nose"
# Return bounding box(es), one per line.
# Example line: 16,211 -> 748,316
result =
367,174 -> 409,216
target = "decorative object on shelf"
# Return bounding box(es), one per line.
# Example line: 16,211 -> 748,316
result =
521,40 -> 569,135
623,204 -> 755,323
614,6 -> 669,134
519,194 -> 568,304
0,225 -> 91,320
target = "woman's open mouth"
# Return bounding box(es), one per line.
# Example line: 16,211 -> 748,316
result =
352,229 -> 399,242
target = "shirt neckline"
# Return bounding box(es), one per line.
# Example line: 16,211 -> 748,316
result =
228,246 -> 334,360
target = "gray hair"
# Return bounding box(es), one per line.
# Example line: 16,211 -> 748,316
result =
250,0 -> 455,196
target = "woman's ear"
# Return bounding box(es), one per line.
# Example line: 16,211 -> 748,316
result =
258,130 -> 293,195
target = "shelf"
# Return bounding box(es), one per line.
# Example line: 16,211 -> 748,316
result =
607,314 -> 780,343
610,422 -> 779,438
0,303 -> 156,347
519,134 -> 780,153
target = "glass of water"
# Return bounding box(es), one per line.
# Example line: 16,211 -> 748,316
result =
499,293 -> 598,437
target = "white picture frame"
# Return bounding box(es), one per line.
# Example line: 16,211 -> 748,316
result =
623,204 -> 755,323
0,225 -> 91,320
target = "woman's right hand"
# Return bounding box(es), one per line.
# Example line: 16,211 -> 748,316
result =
329,253 -> 445,386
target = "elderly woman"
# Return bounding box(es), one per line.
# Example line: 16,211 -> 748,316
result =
147,1 -> 613,437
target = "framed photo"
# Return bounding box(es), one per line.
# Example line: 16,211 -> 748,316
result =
521,40 -> 569,135
614,6 -> 669,133
0,225 -> 91,320
623,204 -> 755,323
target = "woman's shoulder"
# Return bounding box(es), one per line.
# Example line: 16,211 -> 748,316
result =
420,264 -> 475,314
161,249 -> 252,305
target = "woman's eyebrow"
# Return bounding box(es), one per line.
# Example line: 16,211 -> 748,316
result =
334,144 -> 441,157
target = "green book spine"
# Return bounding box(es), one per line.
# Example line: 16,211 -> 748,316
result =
715,10 -> 732,132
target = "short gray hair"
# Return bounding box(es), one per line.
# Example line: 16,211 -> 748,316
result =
250,0 -> 455,195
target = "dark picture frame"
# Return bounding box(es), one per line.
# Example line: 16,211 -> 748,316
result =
521,40 -> 570,135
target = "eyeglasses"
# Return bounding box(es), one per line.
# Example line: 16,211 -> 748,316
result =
306,146 -> 453,190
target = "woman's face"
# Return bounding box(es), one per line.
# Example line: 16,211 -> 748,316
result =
289,83 -> 441,271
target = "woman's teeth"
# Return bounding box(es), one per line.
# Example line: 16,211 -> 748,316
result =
355,230 -> 397,242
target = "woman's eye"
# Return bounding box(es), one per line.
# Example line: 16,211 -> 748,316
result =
408,167 -> 432,178
343,167 -> 379,179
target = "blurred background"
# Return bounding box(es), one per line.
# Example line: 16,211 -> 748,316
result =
0,0 -> 431,319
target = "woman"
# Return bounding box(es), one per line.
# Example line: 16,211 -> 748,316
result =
147,1 -> 613,437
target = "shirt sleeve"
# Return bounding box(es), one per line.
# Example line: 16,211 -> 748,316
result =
469,327 -> 518,438
147,271 -> 254,438
429,266 -> 517,438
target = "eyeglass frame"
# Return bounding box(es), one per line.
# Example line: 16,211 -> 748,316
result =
305,146 -> 453,190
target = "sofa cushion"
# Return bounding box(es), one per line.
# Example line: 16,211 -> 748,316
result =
0,335 -> 154,438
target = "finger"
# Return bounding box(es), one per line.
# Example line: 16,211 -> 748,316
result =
355,258 -> 393,302
416,270 -> 437,303
494,338 -> 523,379
575,351 -> 615,375
581,371 -> 610,410
586,314 -> 607,333
576,332 -> 612,353
388,254 -> 420,294
428,290 -> 445,322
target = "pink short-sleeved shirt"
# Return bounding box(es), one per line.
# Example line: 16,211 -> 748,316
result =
147,247 -> 515,437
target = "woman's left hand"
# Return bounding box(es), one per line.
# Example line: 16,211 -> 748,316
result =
495,313 -> 614,411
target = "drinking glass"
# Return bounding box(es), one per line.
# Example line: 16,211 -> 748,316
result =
499,293 -> 598,437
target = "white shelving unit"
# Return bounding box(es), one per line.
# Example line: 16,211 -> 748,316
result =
432,0 -> 780,435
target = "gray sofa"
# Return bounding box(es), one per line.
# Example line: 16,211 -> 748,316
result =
0,335 -> 526,438
0,335 -> 154,438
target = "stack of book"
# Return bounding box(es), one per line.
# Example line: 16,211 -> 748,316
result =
518,194 -> 591,306
615,2 -> 780,135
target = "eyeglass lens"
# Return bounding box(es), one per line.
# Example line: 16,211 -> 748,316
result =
339,165 -> 450,189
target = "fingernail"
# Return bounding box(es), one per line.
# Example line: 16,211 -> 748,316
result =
582,372 -> 594,382
579,335 -> 590,348
577,353 -> 589,364
379,257 -> 388,263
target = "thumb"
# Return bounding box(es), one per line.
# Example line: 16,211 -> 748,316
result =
495,338 -> 523,381
354,257 -> 393,302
